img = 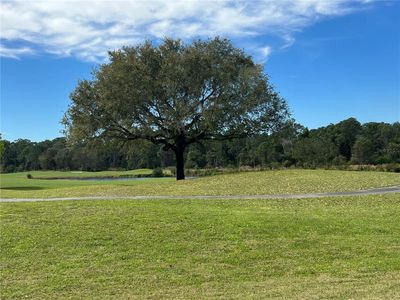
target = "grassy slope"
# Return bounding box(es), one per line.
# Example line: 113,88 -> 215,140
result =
0,169 -> 172,195
1,169 -> 399,198
1,194 -> 399,299
8,169 -> 153,178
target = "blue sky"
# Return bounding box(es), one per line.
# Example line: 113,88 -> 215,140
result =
1,0 -> 399,141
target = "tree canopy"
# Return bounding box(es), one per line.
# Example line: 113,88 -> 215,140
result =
62,38 -> 289,179
2,119 -> 400,174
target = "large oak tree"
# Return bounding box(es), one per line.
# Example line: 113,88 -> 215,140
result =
63,38 -> 289,180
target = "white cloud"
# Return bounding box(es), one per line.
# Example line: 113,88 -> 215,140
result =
0,46 -> 34,59
281,35 -> 296,49
0,0 -> 375,61
257,46 -> 273,63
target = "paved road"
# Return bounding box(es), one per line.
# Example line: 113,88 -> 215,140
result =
1,186 -> 399,203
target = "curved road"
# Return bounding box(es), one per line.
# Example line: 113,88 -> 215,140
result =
0,185 -> 399,203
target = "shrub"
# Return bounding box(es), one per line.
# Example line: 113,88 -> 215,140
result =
152,167 -> 164,177
269,162 -> 281,170
283,160 -> 292,168
166,167 -> 176,176
385,163 -> 400,173
26,173 -> 33,179
332,155 -> 347,166
302,162 -> 316,169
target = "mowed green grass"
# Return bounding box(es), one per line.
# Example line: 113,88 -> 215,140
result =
18,169 -> 153,178
0,169 -> 172,197
0,169 -> 154,188
1,194 -> 399,299
0,169 -> 399,198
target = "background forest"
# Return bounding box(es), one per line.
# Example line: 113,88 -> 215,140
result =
1,117 -> 399,173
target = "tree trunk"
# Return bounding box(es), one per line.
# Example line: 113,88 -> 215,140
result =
175,147 -> 185,180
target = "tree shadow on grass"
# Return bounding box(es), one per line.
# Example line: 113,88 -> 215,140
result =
0,187 -> 45,191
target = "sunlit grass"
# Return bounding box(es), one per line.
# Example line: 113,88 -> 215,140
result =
0,169 -> 172,195
1,169 -> 399,198
1,194 -> 399,299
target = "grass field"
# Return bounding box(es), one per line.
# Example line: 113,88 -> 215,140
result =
1,169 -> 399,198
0,169 -> 154,188
0,169 -> 172,197
1,194 -> 399,299
21,169 -> 153,178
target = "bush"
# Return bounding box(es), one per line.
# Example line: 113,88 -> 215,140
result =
302,162 -> 316,169
282,160 -> 292,168
269,162 -> 281,170
152,167 -> 164,177
166,167 -> 176,176
332,155 -> 347,166
26,173 -> 33,179
385,163 -> 400,173
185,168 -> 219,177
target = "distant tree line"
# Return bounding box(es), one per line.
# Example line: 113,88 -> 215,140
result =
1,118 -> 399,173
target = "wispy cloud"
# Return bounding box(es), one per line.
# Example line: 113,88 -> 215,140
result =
257,46 -> 273,63
0,0 -> 376,62
0,45 -> 34,59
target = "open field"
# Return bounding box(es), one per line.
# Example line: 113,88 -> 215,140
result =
18,169 -> 153,179
0,169 -> 172,197
1,169 -> 399,199
1,194 -> 399,299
